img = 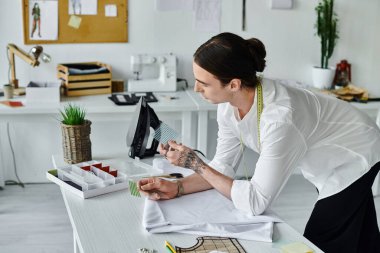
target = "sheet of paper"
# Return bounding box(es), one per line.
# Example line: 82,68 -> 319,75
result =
68,0 -> 97,15
193,0 -> 221,32
29,0 -> 58,40
68,15 -> 82,29
155,0 -> 193,11
105,4 -> 117,17
281,242 -> 314,253
0,101 -> 24,107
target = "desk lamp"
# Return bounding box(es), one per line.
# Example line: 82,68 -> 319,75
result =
6,43 -> 51,95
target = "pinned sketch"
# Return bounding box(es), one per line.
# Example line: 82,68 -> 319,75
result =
29,0 -> 58,40
68,15 -> 82,29
193,0 -> 221,32
69,0 -> 98,15
105,4 -> 117,17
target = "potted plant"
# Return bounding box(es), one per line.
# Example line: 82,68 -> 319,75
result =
60,104 -> 92,164
312,0 -> 339,90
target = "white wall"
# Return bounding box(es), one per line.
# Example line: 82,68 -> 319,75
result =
1,0 -> 380,96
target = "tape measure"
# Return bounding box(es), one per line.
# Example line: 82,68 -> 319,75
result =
256,80 -> 263,150
239,78 -> 263,180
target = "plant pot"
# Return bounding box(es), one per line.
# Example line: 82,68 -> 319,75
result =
61,120 -> 92,164
312,67 -> 335,90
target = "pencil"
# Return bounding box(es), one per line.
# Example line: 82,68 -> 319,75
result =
165,240 -> 176,253
166,245 -> 174,253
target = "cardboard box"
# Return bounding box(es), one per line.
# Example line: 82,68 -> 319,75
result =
57,62 -> 112,97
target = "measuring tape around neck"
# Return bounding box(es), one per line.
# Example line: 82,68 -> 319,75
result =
238,78 -> 263,180
256,80 -> 263,150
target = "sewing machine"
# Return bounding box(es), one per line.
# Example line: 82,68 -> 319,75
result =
127,53 -> 177,92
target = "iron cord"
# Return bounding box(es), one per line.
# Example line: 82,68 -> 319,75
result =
5,122 -> 24,188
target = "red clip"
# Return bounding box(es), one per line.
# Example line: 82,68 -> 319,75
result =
109,170 -> 118,177
92,163 -> 102,169
81,165 -> 91,171
101,166 -> 110,173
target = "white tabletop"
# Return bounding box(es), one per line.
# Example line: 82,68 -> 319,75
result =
54,154 -> 323,253
0,90 -> 197,115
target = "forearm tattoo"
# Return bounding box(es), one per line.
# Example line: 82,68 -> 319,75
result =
178,150 -> 206,174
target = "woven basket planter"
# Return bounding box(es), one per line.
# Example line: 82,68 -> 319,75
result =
61,120 -> 92,164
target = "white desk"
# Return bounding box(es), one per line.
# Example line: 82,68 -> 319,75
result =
54,154 -> 323,253
0,91 -> 198,184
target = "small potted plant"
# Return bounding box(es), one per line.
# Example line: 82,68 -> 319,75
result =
312,0 -> 339,90
60,104 -> 92,164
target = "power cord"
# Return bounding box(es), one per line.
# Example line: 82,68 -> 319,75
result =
177,78 -> 189,91
5,122 -> 24,188
194,149 -> 206,158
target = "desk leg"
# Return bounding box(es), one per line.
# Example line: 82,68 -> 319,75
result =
182,111 -> 194,148
0,122 -> 6,187
74,229 -> 81,253
197,111 -> 209,158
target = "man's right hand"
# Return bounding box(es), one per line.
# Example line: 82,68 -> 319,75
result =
137,177 -> 179,200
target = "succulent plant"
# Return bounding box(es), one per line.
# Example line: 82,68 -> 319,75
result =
60,104 -> 86,125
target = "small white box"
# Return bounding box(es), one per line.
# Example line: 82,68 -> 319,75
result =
26,81 -> 61,106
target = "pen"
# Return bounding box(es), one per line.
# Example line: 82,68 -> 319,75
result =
160,95 -> 179,100
142,173 -> 183,179
165,240 -> 176,253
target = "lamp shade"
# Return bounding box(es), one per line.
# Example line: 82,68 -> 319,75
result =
40,52 -> 51,63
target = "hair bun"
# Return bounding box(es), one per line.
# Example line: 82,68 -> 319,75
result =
246,38 -> 266,72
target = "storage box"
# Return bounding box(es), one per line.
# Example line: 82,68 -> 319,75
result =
111,79 -> 125,93
57,62 -> 112,97
46,160 -> 129,198
26,81 -> 61,105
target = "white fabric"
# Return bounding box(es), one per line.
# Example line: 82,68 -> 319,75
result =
209,78 -> 380,215
142,189 -> 282,242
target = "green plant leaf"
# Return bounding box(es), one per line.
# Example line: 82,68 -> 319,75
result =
60,103 -> 86,125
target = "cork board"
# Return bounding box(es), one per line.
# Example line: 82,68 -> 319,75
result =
23,0 -> 128,44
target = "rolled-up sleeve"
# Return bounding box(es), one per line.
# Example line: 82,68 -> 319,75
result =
231,123 -> 307,215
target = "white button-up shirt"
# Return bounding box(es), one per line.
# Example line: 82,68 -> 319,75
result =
209,78 -> 380,215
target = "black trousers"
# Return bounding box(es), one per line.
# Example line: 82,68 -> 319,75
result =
304,162 -> 380,253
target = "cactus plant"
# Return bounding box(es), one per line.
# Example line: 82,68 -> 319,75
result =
315,0 -> 339,69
